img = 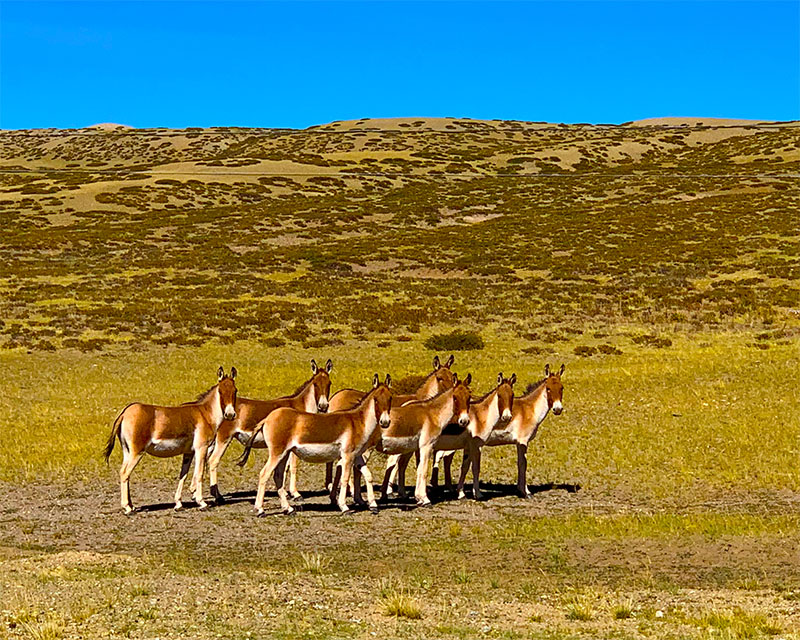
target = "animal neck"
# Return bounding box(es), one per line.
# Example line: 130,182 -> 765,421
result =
202,387 -> 224,427
473,389 -> 500,439
431,389 -> 455,429
531,387 -> 550,426
361,396 -> 378,435
416,373 -> 439,400
300,383 -> 318,413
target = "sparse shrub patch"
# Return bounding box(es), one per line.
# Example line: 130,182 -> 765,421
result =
424,331 -> 484,351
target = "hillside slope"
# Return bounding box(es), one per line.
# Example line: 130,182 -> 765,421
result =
1,118 -> 798,352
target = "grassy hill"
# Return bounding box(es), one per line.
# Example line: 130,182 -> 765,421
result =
1,117 -> 798,354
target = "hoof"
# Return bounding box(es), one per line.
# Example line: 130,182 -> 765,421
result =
416,500 -> 433,509
197,502 -> 209,511
457,492 -> 467,500
340,508 -> 354,516
123,506 -> 135,516
255,509 -> 267,518
174,503 -> 184,512
290,493 -> 305,502
369,505 -> 379,515
283,508 -> 296,516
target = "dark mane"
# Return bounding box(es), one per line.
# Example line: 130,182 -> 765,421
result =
472,387 -> 496,404
185,384 -> 217,405
290,375 -> 314,397
523,377 -> 548,396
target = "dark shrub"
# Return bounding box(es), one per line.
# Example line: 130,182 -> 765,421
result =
574,345 -> 597,357
424,331 -> 484,352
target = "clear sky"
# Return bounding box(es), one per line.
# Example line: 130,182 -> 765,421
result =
1,1 -> 798,129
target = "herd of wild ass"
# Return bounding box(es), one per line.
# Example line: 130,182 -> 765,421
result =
105,356 -> 566,515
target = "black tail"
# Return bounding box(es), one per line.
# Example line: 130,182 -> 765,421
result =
104,403 -> 133,463
236,422 -> 263,467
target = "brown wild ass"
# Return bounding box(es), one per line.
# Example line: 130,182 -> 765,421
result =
104,367 -> 239,514
447,364 -> 565,499
206,359 -> 332,503
238,374 -> 394,515
376,375 -> 472,507
313,354 -> 457,496
420,373 -> 516,500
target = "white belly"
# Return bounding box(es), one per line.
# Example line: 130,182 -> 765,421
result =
485,430 -> 517,446
147,438 -> 191,457
434,433 -> 468,451
293,443 -> 341,463
379,435 -> 420,455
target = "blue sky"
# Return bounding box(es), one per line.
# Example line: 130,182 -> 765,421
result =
1,1 -> 798,129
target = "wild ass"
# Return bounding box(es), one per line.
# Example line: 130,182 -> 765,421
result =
206,359 -> 332,503
422,373 -> 516,500
376,375 -> 472,507
313,354 -> 457,496
104,367 -> 238,514
446,364 -> 565,499
238,374 -> 394,515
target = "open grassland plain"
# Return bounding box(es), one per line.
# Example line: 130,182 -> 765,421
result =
1,117 -> 799,639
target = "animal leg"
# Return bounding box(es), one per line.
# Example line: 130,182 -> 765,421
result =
351,461 -> 366,506
443,451 -> 456,492
119,449 -> 144,515
337,454 -> 355,513
414,444 -> 433,506
255,452 -> 287,516
380,455 -> 400,501
329,463 -> 343,504
174,453 -> 194,510
397,452 -> 414,500
287,453 -> 303,501
516,443 -> 531,498
469,439 -> 483,501
325,461 -> 334,492
207,436 -> 232,503
273,456 -> 293,515
356,456 -> 379,513
191,444 -> 209,510
456,448 -> 471,500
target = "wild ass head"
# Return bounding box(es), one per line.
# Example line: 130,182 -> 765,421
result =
495,372 -> 517,422
451,372 -> 473,427
216,366 -> 238,421
543,363 -> 565,415
309,358 -> 333,412
370,373 -> 393,428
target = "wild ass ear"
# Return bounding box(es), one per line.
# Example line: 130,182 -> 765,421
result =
452,372 -> 459,385
545,363 -> 551,377
372,373 -> 380,388
217,366 -> 225,381
385,373 -> 392,387
325,358 -> 333,373
464,373 -> 472,386
497,372 -> 504,386
310,359 -> 318,375
432,355 -> 441,370
230,366 -> 237,380
445,354 -> 455,368
559,363 -> 565,377
510,373 -> 517,385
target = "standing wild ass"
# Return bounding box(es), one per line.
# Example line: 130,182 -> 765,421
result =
446,364 -> 565,499
238,374 -> 394,515
376,375 -> 472,507
206,359 -> 332,502
306,354 -> 457,497
104,367 -> 238,514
